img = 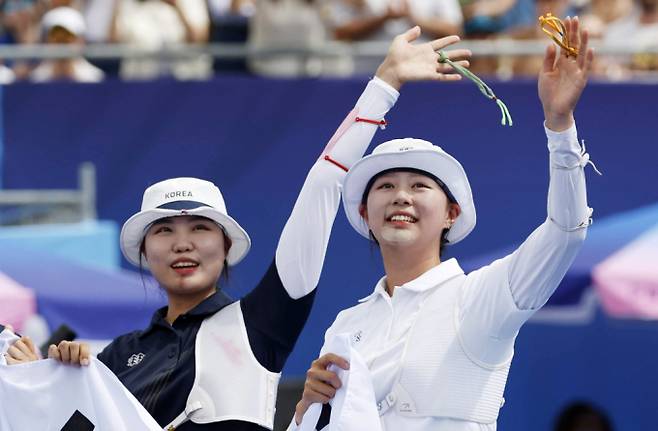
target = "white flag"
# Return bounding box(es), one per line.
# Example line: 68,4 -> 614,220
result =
296,333 -> 382,431
0,355 -> 163,430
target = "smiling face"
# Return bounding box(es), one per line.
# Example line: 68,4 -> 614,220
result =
360,170 -> 460,253
143,216 -> 227,299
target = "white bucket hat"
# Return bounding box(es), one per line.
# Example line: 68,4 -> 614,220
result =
120,177 -> 251,267
42,7 -> 86,38
342,138 -> 476,245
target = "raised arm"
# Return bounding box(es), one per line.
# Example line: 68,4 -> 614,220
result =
241,59 -> 398,373
276,26 -> 471,301
241,27 -> 470,374
510,16 -> 595,308
459,17 -> 596,364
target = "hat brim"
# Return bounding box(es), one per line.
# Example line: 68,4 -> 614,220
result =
120,207 -> 251,268
342,149 -> 476,244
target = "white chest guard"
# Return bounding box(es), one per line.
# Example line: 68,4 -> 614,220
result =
166,301 -> 281,430
380,275 -> 512,424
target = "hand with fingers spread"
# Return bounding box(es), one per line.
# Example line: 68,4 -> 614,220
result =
48,340 -> 91,367
375,26 -> 472,90
538,16 -> 595,131
294,353 -> 350,425
5,336 -> 40,365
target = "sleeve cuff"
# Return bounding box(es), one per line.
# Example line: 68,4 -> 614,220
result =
371,76 -> 400,100
544,122 -> 581,154
351,77 -> 399,122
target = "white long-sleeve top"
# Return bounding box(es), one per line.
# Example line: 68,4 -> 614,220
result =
276,77 -> 399,300
289,123 -> 591,431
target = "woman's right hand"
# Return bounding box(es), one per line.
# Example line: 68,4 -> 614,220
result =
48,341 -> 91,366
375,26 -> 472,91
294,353 -> 350,425
5,335 -> 39,365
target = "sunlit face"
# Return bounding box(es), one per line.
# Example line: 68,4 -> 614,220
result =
143,216 -> 227,298
360,170 -> 460,252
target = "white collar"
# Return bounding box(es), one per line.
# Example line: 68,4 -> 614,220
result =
358,258 -> 464,303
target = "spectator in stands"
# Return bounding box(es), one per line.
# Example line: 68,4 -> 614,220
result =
1,0 -> 39,44
0,63 -> 15,83
47,0 -> 82,7
248,0 -> 328,77
30,6 -> 104,82
321,0 -> 463,74
462,0 -> 535,37
207,0 -> 255,73
1,0 -> 40,79
496,0 -> 570,78
553,401 -> 614,431
326,0 -> 463,41
599,0 -> 658,79
209,0 -> 255,17
456,0 -> 535,76
580,0 -> 632,39
109,0 -> 211,80
76,0 -> 114,44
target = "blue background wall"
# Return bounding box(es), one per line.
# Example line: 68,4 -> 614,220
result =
2,77 -> 658,430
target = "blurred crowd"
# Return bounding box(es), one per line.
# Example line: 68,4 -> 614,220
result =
0,0 -> 656,83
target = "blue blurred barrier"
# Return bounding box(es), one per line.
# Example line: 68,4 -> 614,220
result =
0,245 -> 165,339
0,221 -> 119,270
501,310 -> 658,431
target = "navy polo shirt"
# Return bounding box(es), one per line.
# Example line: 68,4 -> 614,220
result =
98,259 -> 316,430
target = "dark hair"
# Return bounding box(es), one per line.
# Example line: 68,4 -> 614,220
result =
553,401 -> 614,431
360,167 -> 457,258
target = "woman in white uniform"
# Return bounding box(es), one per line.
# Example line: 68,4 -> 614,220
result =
291,17 -> 596,431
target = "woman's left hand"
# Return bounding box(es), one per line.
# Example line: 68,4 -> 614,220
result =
538,16 -> 595,131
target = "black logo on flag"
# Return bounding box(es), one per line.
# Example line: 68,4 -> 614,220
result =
61,410 -> 95,431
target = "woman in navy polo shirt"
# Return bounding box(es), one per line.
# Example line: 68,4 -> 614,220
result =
4,28 -> 471,430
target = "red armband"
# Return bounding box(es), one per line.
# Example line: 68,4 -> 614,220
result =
323,155 -> 349,172
355,117 -> 387,129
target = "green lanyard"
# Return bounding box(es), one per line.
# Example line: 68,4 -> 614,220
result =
437,51 -> 513,127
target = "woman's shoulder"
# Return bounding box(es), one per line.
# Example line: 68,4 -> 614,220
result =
329,299 -> 376,330
110,329 -> 147,346
97,330 -> 145,363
